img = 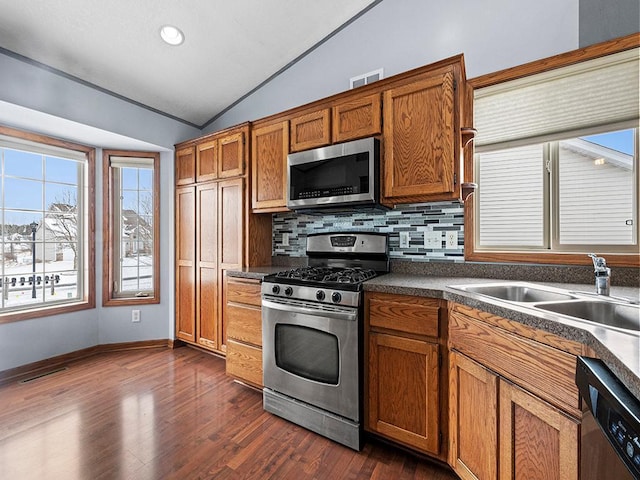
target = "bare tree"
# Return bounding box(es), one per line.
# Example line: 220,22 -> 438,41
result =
48,190 -> 78,269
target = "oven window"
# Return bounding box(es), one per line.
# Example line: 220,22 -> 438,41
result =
274,324 -> 339,384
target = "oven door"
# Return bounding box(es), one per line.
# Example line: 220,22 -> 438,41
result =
262,296 -> 360,421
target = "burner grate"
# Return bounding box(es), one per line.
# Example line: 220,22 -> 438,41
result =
275,266 -> 377,285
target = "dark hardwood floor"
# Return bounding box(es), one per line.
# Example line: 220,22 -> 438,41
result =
0,346 -> 458,479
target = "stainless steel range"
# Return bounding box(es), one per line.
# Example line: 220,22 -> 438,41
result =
261,232 -> 389,450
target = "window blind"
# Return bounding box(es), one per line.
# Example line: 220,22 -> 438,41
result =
109,156 -> 154,169
474,48 -> 640,150
0,134 -> 88,162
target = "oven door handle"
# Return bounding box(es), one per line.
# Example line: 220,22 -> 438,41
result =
262,298 -> 358,322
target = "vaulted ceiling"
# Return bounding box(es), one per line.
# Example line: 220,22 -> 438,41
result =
0,0 -> 378,127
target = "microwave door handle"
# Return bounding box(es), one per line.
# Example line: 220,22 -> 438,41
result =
262,298 -> 357,322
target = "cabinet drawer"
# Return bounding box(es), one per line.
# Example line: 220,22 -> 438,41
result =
367,292 -> 441,338
226,279 -> 262,306
449,310 -> 580,417
226,340 -> 263,387
226,304 -> 262,346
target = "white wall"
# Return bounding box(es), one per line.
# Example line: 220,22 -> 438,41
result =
204,0 -> 579,132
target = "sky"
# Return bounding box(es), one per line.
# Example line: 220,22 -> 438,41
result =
582,129 -> 635,155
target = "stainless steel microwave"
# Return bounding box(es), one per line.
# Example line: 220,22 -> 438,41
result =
287,137 -> 380,211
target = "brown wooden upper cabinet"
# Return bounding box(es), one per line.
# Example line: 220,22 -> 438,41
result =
251,121 -> 289,212
332,93 -> 382,143
289,94 -> 383,152
177,125 -> 248,186
196,139 -> 217,182
289,109 -> 331,152
218,131 -> 245,178
382,67 -> 458,204
175,146 -> 196,185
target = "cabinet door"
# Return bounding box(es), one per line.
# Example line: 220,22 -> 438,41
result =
290,109 -> 331,152
196,183 -> 219,351
499,380 -> 579,480
251,122 -> 289,212
218,178 -> 244,270
367,332 -> 440,454
218,131 -> 245,178
449,351 -> 498,480
175,186 -> 196,341
218,178 -> 245,351
251,121 -> 289,212
383,70 -> 455,201
332,93 -> 382,143
175,146 -> 196,185
196,140 -> 217,182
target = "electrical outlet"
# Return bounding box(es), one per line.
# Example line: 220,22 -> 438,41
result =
282,233 -> 289,246
424,231 -> 442,249
445,231 -> 458,249
399,231 -> 410,248
132,310 -> 141,323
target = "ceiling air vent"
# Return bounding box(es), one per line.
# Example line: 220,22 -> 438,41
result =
350,68 -> 384,89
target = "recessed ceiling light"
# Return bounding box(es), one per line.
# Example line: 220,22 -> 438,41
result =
160,25 -> 185,46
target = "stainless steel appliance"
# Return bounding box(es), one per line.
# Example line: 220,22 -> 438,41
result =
261,232 -> 389,450
576,356 -> 640,480
286,137 -> 380,211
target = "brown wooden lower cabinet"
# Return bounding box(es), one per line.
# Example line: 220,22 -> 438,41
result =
499,379 -> 579,480
449,351 -> 498,480
448,304 -> 581,480
365,292 -> 446,457
368,331 -> 440,453
225,277 -> 263,388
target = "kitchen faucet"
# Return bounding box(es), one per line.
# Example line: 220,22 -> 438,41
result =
588,253 -> 610,296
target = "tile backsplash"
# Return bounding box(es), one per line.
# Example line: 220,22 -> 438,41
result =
272,201 -> 464,262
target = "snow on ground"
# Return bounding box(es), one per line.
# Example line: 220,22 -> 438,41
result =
1,252 -> 152,308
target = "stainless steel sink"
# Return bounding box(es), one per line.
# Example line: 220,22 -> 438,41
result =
535,300 -> 640,332
451,283 -> 577,303
448,281 -> 640,333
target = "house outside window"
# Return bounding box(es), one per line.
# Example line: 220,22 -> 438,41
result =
103,150 -> 160,305
0,126 -> 94,322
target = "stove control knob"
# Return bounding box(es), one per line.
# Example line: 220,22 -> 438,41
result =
331,292 -> 342,304
316,290 -> 325,301
271,285 -> 280,295
284,286 -> 293,297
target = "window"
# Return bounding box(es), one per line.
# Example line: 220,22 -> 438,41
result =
0,126 -> 95,322
103,151 -> 160,305
468,42 -> 639,266
476,129 -> 637,251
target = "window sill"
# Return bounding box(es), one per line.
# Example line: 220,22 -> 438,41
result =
465,250 -> 639,268
102,296 -> 160,307
0,300 -> 95,325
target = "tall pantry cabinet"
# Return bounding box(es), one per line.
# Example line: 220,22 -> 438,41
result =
175,123 -> 272,354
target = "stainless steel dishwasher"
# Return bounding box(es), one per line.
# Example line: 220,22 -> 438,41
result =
576,356 -> 640,480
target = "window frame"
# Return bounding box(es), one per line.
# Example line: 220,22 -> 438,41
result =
0,125 -> 95,324
465,33 -> 640,268
474,128 -> 638,253
102,150 -> 160,306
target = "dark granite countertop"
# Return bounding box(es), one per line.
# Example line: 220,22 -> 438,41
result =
227,266 -> 285,280
364,274 -> 640,400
